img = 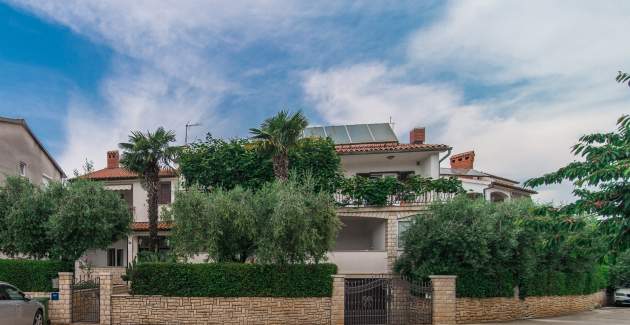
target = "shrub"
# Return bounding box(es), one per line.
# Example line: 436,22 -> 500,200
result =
396,196 -> 608,298
0,259 -> 72,292
128,262 -> 337,297
610,250 -> 630,288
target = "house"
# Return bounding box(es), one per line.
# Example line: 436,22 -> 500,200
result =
440,151 -> 536,202
79,124 -> 451,277
78,150 -> 178,273
0,116 -> 66,185
304,123 -> 451,275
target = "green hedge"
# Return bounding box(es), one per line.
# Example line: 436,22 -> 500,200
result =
457,271 -> 516,298
0,259 -> 72,292
521,267 -> 608,297
129,262 -> 337,297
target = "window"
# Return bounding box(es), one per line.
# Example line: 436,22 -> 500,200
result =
4,285 -> 24,300
18,161 -> 27,177
398,219 -> 413,248
0,285 -> 9,300
107,248 -> 125,267
138,236 -> 170,253
42,174 -> 52,187
157,182 -> 171,204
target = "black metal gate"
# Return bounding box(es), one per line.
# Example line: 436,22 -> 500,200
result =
71,276 -> 100,323
345,276 -> 432,325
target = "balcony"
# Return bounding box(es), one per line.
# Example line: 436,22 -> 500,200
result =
333,176 -> 461,207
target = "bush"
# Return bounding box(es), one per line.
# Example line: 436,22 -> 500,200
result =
128,262 -> 337,297
0,259 -> 72,292
396,196 -> 608,298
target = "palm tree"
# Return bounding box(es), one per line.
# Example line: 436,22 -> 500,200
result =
119,127 -> 179,252
250,110 -> 308,181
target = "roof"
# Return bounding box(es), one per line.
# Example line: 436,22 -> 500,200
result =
336,142 -> 450,154
304,123 -> 398,144
131,222 -> 173,231
440,168 -> 537,194
0,116 -> 67,178
440,168 -> 488,178
83,167 -> 177,180
490,181 -> 538,194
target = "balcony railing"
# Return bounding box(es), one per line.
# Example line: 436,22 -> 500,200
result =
333,176 -> 462,207
334,191 -> 457,207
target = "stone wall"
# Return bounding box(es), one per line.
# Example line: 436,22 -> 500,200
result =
456,290 -> 606,324
111,295 -> 332,325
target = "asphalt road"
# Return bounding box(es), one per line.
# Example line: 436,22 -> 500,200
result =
467,307 -> 630,325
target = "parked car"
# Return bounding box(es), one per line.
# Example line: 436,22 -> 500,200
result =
615,287 -> 630,306
0,282 -> 44,325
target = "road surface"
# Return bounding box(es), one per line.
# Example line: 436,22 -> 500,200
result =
467,307 -> 630,325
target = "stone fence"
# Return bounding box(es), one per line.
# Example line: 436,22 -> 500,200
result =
456,290 -> 607,324
39,272 -> 607,325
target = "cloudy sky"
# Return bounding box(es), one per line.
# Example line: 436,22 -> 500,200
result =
1,1 -> 628,203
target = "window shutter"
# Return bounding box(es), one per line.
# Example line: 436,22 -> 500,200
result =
158,182 -> 171,204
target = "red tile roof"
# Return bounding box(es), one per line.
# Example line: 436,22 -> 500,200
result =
335,142 -> 450,154
83,167 -> 177,180
131,222 -> 173,231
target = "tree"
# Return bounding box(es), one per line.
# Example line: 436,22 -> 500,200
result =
119,127 -> 179,252
179,135 -> 274,191
250,110 -> 308,181
395,196 -> 607,297
254,177 -> 340,264
179,134 -> 341,192
610,249 -> 630,287
0,176 -> 131,262
168,186 -> 258,262
48,179 -> 132,261
525,114 -> 630,250
168,177 -> 340,264
0,177 -> 54,258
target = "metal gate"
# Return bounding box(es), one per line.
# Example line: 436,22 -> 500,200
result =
345,276 -> 432,325
71,276 -> 100,323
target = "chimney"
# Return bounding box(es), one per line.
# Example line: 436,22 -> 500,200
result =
107,150 -> 120,169
409,127 -> 425,144
450,151 -> 475,170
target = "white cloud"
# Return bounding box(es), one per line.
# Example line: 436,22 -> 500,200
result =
7,0 -> 340,172
304,1 -> 630,203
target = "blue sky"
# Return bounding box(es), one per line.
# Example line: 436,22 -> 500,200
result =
1,1 -> 629,202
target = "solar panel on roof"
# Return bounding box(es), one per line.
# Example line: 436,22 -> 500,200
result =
368,123 -> 397,142
347,124 -> 373,143
303,123 -> 399,144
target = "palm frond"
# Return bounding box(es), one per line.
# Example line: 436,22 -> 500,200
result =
616,71 -> 630,88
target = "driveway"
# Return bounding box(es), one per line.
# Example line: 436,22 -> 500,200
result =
467,307 -> 630,325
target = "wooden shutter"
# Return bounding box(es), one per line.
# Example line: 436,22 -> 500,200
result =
158,182 -> 171,204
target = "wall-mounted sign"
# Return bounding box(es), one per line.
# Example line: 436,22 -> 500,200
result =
50,292 -> 59,301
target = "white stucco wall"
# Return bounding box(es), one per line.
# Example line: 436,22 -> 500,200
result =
130,177 -> 177,222
340,151 -> 441,179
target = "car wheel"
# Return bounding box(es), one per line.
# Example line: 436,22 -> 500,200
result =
33,310 -> 43,325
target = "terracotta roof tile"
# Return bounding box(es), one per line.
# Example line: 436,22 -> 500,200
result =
335,142 -> 450,154
131,222 -> 173,231
83,167 -> 177,180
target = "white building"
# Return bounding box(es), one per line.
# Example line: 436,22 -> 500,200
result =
305,124 -> 451,275
80,124 -> 453,277
440,151 -> 536,202
79,150 -> 177,276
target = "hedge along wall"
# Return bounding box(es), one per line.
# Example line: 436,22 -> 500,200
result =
457,268 -> 608,298
129,262 -> 338,297
0,259 -> 72,291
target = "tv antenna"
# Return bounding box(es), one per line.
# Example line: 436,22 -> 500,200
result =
185,122 -> 201,145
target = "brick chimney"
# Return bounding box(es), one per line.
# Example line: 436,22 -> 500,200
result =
409,127 -> 425,144
107,150 -> 120,169
450,151 -> 475,170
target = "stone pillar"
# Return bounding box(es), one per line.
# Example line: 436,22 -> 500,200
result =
331,275 -> 345,325
430,275 -> 457,325
100,273 -> 113,325
57,272 -> 73,324
386,215 -> 398,272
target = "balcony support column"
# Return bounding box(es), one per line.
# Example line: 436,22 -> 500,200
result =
386,214 -> 398,273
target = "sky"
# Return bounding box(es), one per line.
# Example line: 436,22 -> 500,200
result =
0,0 -> 628,203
